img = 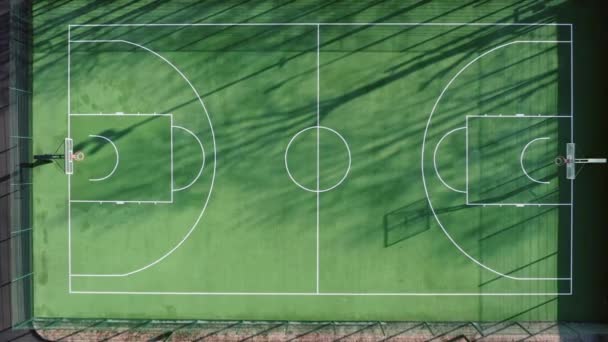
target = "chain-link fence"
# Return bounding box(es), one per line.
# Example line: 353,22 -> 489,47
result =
4,0 -> 33,330
24,318 -> 606,341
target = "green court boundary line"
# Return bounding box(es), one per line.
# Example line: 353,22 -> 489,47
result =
64,22 -> 574,296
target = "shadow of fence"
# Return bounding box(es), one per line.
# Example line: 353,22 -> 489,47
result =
28,317 -> 607,341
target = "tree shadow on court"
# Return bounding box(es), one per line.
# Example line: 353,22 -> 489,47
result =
25,0 -> 594,327
54,1 -> 544,135
312,25 -> 553,126
268,1 -> 542,95
473,171 -> 559,204
72,114 -> 162,156
479,251 -> 558,287
37,0 -> 571,251
384,199 -> 431,247
31,0 -> 570,157
181,24 -> 558,173
476,118 -> 556,151
383,199 -> 474,247
478,205 -> 556,243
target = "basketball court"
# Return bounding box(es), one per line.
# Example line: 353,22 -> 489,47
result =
27,6 -> 606,323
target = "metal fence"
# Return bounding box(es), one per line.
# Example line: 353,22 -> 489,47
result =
26,318 -> 607,341
5,0 -> 33,330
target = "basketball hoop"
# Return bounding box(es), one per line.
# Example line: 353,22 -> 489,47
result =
71,151 -> 85,161
554,156 -> 567,166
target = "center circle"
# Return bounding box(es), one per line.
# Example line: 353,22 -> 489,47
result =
285,126 -> 351,193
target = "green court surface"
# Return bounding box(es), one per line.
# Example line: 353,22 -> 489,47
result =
70,114 -> 173,202
32,1 -> 581,322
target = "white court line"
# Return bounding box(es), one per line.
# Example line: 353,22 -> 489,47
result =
284,126 -> 351,193
73,112 -> 172,189
466,117 -> 469,203
67,25 -> 573,295
87,135 -> 120,182
466,115 -> 571,206
70,113 -> 171,116
467,203 -> 571,207
172,125 -> 205,192
569,24 -> 574,294
316,24 -> 320,294
170,115 -> 174,200
520,137 -> 551,185
70,200 -> 172,204
70,290 -> 569,296
67,25 -> 72,292
421,40 -> 572,281
433,126 -> 467,193
70,22 -> 572,27
69,38 -> 217,278
466,115 -> 571,118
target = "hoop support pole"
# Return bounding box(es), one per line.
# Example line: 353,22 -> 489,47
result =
574,158 -> 607,164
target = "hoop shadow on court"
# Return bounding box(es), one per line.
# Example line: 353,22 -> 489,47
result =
383,199 -> 431,247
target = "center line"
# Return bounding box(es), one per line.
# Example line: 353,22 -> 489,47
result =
316,24 -> 320,294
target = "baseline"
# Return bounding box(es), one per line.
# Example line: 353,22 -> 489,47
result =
70,23 -> 572,27
70,290 -> 569,296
